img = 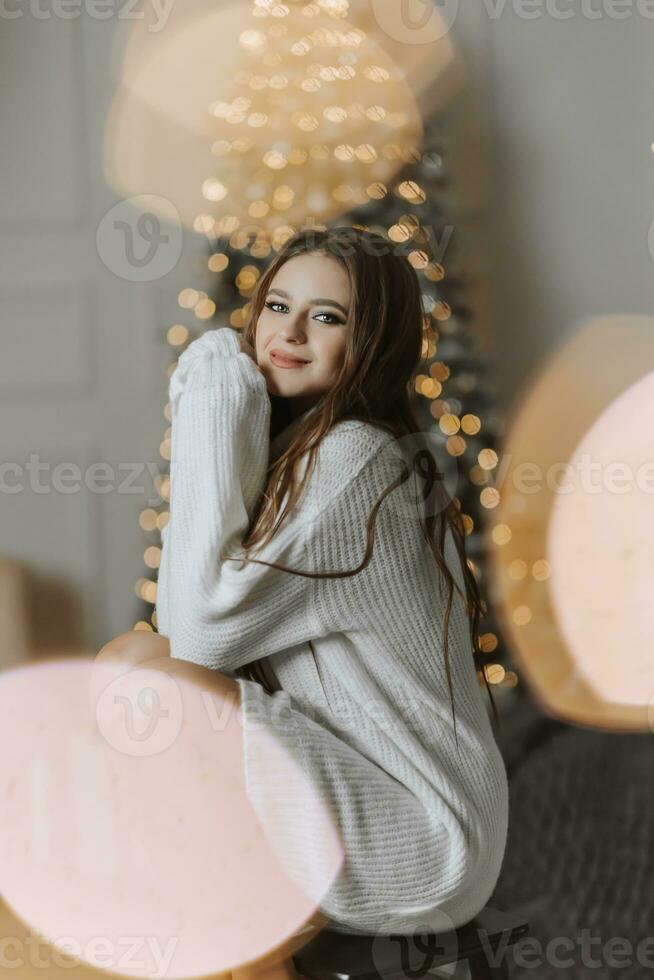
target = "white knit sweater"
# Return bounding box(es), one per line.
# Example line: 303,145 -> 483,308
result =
156,327 -> 509,936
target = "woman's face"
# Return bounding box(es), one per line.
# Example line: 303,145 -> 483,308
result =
254,252 -> 350,417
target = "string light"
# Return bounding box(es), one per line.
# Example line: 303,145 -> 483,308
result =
485,663 -> 506,685
461,414 -> 481,435
139,509 -> 159,532
492,524 -> 512,546
512,606 -> 532,627
480,633 -> 499,654
167,324 -> 189,347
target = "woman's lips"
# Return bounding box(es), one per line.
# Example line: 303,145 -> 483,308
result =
269,350 -> 310,369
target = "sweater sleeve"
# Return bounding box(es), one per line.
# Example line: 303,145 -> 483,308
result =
155,327 -> 326,671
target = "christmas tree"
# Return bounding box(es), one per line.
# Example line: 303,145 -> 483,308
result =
131,0 -> 518,705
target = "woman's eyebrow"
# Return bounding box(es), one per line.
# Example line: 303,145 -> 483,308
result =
267,287 -> 348,317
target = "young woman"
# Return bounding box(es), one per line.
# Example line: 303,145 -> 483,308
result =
119,227 -> 508,962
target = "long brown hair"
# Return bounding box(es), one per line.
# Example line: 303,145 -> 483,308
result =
230,226 -> 499,743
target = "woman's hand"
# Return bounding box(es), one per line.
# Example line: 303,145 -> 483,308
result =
169,328 -> 264,406
177,328 -> 260,369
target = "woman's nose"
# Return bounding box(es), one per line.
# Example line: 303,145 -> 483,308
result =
280,321 -> 307,342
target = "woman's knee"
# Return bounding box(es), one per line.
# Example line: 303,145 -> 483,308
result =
97,630 -> 242,707
97,629 -> 170,665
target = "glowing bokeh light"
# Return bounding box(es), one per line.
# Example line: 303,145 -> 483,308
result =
489,315 -> 654,731
103,0 -> 463,231
0,655 -> 341,976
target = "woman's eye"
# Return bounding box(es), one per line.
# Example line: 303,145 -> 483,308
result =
315,312 -> 343,324
264,301 -> 343,325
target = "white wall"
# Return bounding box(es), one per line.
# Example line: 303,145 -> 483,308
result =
0,12 -> 210,653
482,5 -> 654,414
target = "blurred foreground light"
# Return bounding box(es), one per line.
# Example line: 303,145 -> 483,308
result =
0,655 -> 341,976
488,315 -> 654,731
103,0 -> 463,231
